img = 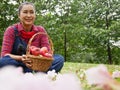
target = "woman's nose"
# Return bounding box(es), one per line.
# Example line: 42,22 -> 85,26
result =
26,13 -> 31,17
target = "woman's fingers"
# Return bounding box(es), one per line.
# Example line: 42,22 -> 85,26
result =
21,55 -> 33,68
26,63 -> 32,68
21,55 -> 26,62
22,55 -> 30,62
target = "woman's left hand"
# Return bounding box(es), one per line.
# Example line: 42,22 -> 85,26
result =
22,55 -> 32,69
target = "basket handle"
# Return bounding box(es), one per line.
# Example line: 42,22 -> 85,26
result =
26,32 -> 54,55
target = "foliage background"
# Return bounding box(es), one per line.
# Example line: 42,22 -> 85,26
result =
0,0 -> 120,64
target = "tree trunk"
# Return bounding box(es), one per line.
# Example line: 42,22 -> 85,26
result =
64,29 -> 67,62
105,10 -> 112,64
107,42 -> 112,64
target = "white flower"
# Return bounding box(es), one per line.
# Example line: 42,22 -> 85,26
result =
47,70 -> 57,81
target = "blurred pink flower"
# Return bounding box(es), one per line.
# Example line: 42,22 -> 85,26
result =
0,66 -> 82,90
85,64 -> 120,90
85,64 -> 113,85
112,70 -> 120,78
52,73 -> 82,90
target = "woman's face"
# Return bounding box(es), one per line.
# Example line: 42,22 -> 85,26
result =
19,4 -> 36,27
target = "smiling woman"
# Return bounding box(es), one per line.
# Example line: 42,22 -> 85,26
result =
18,2 -> 36,31
0,2 -> 64,73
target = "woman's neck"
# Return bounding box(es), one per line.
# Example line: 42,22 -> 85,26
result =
22,24 -> 32,32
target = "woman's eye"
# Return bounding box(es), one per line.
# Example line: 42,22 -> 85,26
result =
30,11 -> 34,14
23,11 -> 27,14
22,10 -> 35,14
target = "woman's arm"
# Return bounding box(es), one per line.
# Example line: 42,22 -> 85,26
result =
1,26 -> 15,57
5,54 -> 32,68
4,53 -> 22,61
37,26 -> 51,52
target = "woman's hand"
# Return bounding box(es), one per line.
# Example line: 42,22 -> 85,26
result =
5,54 -> 33,69
22,55 -> 33,69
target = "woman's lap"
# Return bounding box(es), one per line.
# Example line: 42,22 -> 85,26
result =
48,54 -> 64,73
0,54 -> 64,73
0,55 -> 32,73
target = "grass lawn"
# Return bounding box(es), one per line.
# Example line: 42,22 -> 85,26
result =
61,62 -> 120,89
61,62 -> 120,73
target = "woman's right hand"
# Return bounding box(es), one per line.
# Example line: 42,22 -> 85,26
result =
22,55 -> 32,69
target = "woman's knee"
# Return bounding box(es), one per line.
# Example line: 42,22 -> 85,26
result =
53,54 -> 64,71
54,54 -> 64,61
0,56 -> 19,67
59,55 -> 64,66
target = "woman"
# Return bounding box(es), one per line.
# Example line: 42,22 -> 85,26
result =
0,2 -> 64,73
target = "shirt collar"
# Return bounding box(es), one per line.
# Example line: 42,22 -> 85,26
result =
17,23 -> 39,32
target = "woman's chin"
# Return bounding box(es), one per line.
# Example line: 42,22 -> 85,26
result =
24,22 -> 33,26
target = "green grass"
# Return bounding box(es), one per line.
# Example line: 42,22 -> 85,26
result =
61,62 -> 120,89
61,62 -> 120,73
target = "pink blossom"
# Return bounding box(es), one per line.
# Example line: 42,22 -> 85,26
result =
85,64 -> 120,90
0,66 -> 82,90
112,70 -> 120,78
52,73 -> 82,90
85,64 -> 113,85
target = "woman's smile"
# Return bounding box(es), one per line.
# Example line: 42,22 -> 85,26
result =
25,19 -> 33,22
19,4 -> 36,27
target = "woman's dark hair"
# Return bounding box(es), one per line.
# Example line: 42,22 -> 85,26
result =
18,2 -> 35,15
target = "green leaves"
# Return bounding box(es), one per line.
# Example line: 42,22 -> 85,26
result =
0,0 -> 119,64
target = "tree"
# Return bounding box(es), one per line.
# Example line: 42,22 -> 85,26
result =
78,0 -> 120,64
0,0 -> 119,64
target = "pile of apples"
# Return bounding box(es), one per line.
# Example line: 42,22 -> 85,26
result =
29,46 -> 52,58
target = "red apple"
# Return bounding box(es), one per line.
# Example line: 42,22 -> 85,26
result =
32,48 -> 41,56
29,46 -> 41,56
43,53 -> 53,58
39,47 -> 48,55
29,46 -> 36,53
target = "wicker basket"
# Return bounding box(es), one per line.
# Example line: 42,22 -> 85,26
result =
26,32 -> 54,72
